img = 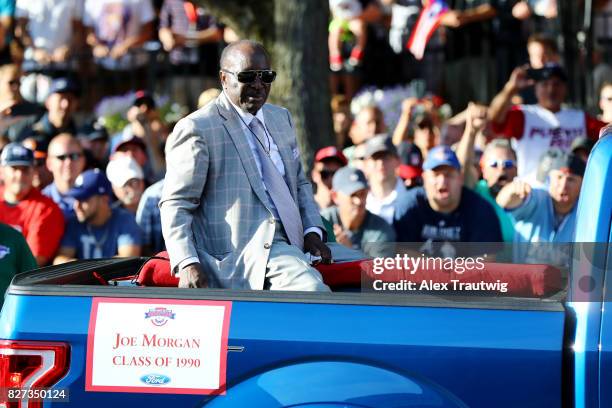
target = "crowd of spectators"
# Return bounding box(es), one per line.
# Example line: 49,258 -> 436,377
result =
0,0 -> 610,299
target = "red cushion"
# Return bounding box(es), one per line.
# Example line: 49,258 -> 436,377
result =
136,251 -> 179,287
315,261 -> 367,287
135,252 -> 563,297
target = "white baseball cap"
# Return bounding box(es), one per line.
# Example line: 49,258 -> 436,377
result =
106,155 -> 144,187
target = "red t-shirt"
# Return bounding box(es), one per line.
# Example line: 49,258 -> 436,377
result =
0,188 -> 64,262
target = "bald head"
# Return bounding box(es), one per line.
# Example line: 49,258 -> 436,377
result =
47,133 -> 86,192
219,40 -> 273,114
48,133 -> 82,156
220,40 -> 270,71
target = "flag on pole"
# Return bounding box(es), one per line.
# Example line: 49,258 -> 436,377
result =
406,0 -> 449,60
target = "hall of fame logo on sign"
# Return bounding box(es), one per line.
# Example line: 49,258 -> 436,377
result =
145,307 -> 175,326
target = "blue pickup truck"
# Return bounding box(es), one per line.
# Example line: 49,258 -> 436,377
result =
0,132 -> 610,408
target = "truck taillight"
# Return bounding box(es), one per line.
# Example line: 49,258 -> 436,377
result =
0,340 -> 69,408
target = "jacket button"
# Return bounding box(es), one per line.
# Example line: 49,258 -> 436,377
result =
269,218 -> 275,224
264,243 -> 271,249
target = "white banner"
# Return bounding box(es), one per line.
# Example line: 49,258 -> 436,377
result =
86,298 -> 232,395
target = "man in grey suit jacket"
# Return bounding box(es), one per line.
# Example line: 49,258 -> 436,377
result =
160,40 -> 331,290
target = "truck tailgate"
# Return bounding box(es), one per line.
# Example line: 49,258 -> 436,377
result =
0,288 -> 565,408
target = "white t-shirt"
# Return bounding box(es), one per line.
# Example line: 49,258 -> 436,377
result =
515,104 -> 586,183
83,0 -> 155,70
366,178 -> 408,225
16,0 -> 82,53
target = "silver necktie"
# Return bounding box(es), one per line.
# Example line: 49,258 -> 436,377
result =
249,117 -> 304,250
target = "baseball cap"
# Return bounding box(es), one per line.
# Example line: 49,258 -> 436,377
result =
21,138 -> 47,161
332,166 -> 368,196
0,143 -> 34,166
66,169 -> 112,201
133,90 -> 156,109
549,151 -> 586,178
533,63 -> 567,82
110,128 -> 147,154
106,155 -> 144,187
570,137 -> 594,155
397,141 -> 423,180
315,146 -> 348,166
78,122 -> 109,142
422,145 -> 461,171
364,134 -> 397,159
48,77 -> 81,97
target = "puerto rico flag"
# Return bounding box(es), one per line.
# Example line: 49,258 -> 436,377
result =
406,0 -> 449,60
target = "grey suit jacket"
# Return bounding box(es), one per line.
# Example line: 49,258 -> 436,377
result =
159,93 -> 324,289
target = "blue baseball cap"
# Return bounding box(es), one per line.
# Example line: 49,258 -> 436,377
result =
332,166 -> 369,196
0,143 -> 34,167
66,169 -> 112,201
48,77 -> 81,97
422,145 -> 461,171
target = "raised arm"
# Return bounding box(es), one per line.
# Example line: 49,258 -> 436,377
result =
392,98 -> 418,146
496,179 -> 531,210
456,103 -> 487,189
489,66 -> 532,126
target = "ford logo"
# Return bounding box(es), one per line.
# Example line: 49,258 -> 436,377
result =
140,374 -> 171,385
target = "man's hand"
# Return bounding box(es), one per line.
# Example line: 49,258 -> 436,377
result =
178,263 -> 208,288
506,65 -> 534,93
110,42 -> 129,59
466,102 -> 488,133
512,1 -> 531,20
400,97 -> 419,116
93,44 -> 109,58
440,10 -> 464,28
303,232 -> 332,264
496,179 -> 531,210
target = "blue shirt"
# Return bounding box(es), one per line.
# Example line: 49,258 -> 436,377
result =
510,188 -> 577,265
61,207 -> 143,259
394,186 -> 503,243
42,182 -> 75,219
135,179 -> 164,254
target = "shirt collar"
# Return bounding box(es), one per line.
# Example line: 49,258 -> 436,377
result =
224,91 -> 266,128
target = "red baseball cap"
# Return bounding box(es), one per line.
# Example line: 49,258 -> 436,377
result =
315,146 -> 348,166
398,165 -> 422,180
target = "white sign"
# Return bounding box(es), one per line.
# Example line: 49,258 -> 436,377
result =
86,297 -> 232,395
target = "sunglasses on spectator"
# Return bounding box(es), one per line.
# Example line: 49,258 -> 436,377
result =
8,79 -> 20,86
54,152 -> 83,161
319,169 -> 337,179
221,69 -> 276,84
487,159 -> 516,169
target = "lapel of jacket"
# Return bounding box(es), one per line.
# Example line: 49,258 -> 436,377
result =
216,93 -> 270,207
262,105 -> 298,198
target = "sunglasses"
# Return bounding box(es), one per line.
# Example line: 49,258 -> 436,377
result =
8,79 -> 20,86
222,69 -> 276,84
320,169 -> 337,179
54,152 -> 83,161
487,159 -> 516,169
